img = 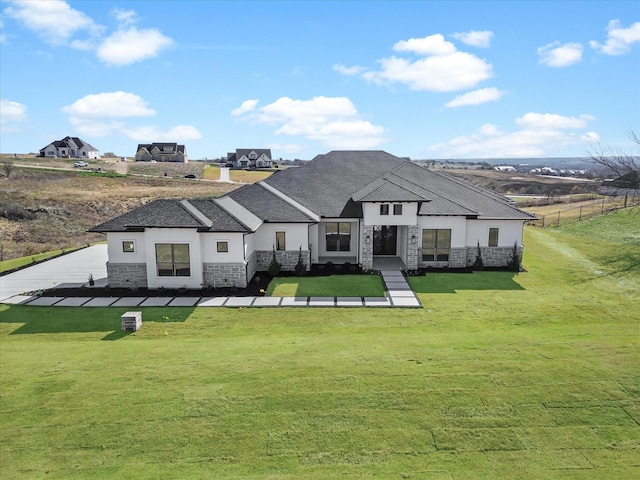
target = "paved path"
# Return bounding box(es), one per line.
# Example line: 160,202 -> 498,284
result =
0,245 -> 108,302
1,247 -> 421,308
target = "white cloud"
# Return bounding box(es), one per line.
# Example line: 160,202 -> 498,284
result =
62,92 -> 156,118
4,0 -> 103,46
332,64 -> 366,76
515,112 -> 594,129
231,99 -> 259,116
393,34 -> 457,56
590,20 -> 640,55
0,99 -> 28,131
445,87 -> 505,108
538,42 -> 583,67
451,30 -> 494,48
96,27 -> 174,66
428,112 -> 599,158
112,8 -> 138,27
62,92 -> 200,141
233,96 -> 386,150
337,33 -> 493,92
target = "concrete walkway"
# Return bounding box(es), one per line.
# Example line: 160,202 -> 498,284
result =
1,246 -> 422,308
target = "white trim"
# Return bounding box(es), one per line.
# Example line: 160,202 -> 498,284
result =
258,181 -> 320,222
215,197 -> 263,231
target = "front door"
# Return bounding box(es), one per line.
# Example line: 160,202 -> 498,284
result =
373,225 -> 397,255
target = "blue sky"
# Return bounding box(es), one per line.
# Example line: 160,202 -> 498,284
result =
1,0 -> 639,160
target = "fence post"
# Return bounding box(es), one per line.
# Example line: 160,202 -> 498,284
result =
602,196 -> 605,213
541,214 -> 545,228
556,210 -> 561,227
579,205 -> 583,222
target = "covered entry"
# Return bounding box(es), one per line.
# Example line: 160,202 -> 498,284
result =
373,225 -> 397,255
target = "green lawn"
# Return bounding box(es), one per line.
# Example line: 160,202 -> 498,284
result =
267,274 -> 385,297
0,245 -> 88,273
0,211 -> 638,479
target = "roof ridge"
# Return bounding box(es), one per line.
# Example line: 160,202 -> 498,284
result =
179,199 -> 213,228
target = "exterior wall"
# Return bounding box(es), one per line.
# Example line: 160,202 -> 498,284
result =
465,246 -> 520,268
406,225 -> 421,270
417,216 -> 466,269
200,232 -> 245,264
363,202 -> 418,226
252,223 -> 309,252
308,224 -> 319,263
361,225 -> 374,270
144,228 -> 203,289
256,249 -> 310,272
465,219 -> 524,248
203,263 -> 247,288
316,219 -> 358,259
107,232 -> 147,264
106,262 -> 148,288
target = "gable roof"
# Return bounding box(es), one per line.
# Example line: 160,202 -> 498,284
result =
40,136 -> 98,153
228,183 -> 317,223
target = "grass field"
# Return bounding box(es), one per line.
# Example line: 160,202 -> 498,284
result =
203,165 -> 274,183
0,210 -> 638,479
267,274 -> 385,297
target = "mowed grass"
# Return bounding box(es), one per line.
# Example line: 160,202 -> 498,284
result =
267,274 -> 385,297
1,211 -> 639,479
203,165 -> 273,183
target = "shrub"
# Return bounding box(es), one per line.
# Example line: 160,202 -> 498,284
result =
268,248 -> 282,276
294,247 -> 306,276
508,241 -> 521,271
1,205 -> 36,221
473,241 -> 484,270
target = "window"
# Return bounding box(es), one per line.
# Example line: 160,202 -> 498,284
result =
488,228 -> 499,247
122,241 -> 135,253
216,241 -> 229,253
326,222 -> 351,252
422,229 -> 451,261
393,204 -> 403,215
380,204 -> 389,215
276,231 -> 286,251
155,244 -> 190,277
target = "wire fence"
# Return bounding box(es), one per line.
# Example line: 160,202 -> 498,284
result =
525,194 -> 639,228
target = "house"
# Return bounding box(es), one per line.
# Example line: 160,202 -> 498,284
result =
226,149 -> 272,168
90,151 -> 536,290
39,136 -> 100,159
599,171 -> 640,198
135,143 -> 188,163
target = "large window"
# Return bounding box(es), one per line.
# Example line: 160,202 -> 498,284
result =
276,231 -> 286,251
155,244 -> 190,277
326,222 -> 351,252
422,229 -> 451,261
488,228 -> 499,247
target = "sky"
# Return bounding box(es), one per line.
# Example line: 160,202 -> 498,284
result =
1,0 -> 639,161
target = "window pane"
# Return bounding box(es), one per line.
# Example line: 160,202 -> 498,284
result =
157,262 -> 174,276
173,244 -> 190,263
326,223 -> 338,235
326,236 -> 338,251
122,241 -> 134,252
422,249 -> 435,261
437,229 -> 451,248
217,241 -> 228,253
489,228 -> 499,247
174,263 -> 191,276
393,204 -> 403,215
339,223 -> 351,235
155,244 -> 172,262
380,204 -> 389,215
422,229 -> 436,248
276,231 -> 286,250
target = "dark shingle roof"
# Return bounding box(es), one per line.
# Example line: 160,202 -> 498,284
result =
228,184 -> 316,222
90,199 -> 250,233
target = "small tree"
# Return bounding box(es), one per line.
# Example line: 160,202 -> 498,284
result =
589,130 -> 639,177
268,247 -> 281,276
473,241 -> 484,270
508,241 -> 521,272
1,160 -> 15,179
294,246 -> 306,276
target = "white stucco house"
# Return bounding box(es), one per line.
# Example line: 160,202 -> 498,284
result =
91,151 -> 536,289
39,136 -> 100,159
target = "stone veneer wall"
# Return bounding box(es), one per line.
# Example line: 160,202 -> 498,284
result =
361,225 -> 374,270
203,263 -> 247,288
406,225 -> 421,270
465,246 -> 521,268
418,248 -> 467,269
256,250 -> 310,272
106,262 -> 148,288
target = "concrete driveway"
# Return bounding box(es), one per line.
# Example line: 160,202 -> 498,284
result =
0,244 -> 108,302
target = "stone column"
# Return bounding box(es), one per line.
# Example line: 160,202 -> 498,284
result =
361,225 -> 374,270
406,225 -> 420,270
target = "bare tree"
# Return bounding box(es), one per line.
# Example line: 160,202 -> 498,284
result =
1,160 -> 15,179
589,130 -> 640,177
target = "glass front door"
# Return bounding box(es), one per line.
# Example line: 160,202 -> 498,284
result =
373,225 -> 397,255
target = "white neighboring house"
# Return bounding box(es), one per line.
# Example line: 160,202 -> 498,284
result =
39,136 -> 100,159
226,149 -> 272,168
91,151 -> 536,290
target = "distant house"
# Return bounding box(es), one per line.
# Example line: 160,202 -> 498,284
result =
494,166 -> 516,172
91,150 -> 536,290
226,149 -> 272,168
39,136 -> 100,159
135,143 -> 188,163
